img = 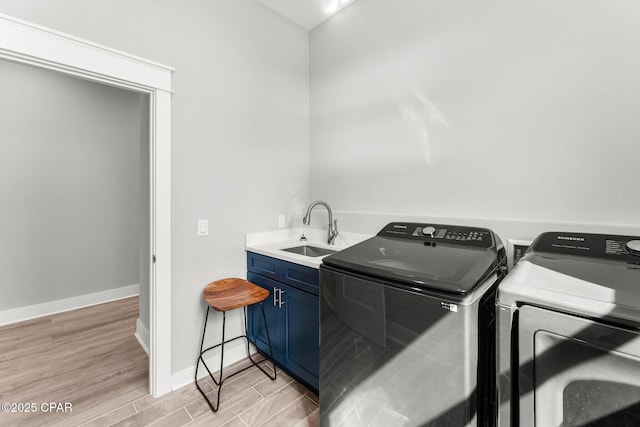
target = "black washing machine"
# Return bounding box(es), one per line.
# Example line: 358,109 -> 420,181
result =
320,222 -> 506,426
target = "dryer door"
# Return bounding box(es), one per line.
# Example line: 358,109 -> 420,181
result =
518,305 -> 640,427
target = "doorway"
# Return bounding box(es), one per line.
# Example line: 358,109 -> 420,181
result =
0,13 -> 173,397
0,59 -> 146,319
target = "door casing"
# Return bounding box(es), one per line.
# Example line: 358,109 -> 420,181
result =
0,13 -> 173,397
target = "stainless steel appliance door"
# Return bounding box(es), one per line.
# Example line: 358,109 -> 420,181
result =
320,266 -> 479,427
518,305 -> 640,426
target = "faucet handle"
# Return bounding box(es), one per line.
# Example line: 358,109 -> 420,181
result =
329,219 -> 339,244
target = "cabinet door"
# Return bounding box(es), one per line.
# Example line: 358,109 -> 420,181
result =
281,282 -> 319,391
247,272 -> 284,362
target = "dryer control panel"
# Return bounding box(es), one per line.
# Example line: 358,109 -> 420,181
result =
378,222 -> 494,248
531,232 -> 640,262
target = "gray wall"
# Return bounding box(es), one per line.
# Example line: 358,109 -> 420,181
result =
0,0 -> 310,375
0,59 -> 141,310
310,0 -> 640,239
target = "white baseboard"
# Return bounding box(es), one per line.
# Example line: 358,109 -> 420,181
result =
171,339 -> 257,391
135,318 -> 150,356
0,284 -> 140,326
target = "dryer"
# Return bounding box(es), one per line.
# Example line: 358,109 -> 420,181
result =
496,231 -> 640,426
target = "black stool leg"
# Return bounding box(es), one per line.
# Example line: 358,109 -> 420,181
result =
260,302 -> 277,377
244,306 -> 251,356
194,307 -> 226,412
245,303 -> 277,381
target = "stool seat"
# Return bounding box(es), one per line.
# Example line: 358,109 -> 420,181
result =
203,278 -> 269,311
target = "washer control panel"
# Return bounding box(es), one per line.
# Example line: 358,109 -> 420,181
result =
378,222 -> 494,248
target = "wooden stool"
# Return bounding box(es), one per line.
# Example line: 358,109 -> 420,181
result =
195,278 -> 277,412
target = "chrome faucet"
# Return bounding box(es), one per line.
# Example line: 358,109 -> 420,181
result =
303,201 -> 339,245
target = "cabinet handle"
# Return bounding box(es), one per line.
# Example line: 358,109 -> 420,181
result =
271,288 -> 286,308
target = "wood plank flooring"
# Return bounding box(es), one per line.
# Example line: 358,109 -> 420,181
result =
0,297 -> 318,426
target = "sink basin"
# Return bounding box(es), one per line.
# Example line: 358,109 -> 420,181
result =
281,245 -> 337,257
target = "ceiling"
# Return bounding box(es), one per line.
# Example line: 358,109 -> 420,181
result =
255,0 -> 357,30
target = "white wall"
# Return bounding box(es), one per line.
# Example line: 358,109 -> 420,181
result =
0,0 -> 309,376
310,0 -> 640,241
0,59 -> 141,311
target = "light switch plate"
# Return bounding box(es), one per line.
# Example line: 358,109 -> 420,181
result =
197,219 -> 208,237
278,214 -> 286,228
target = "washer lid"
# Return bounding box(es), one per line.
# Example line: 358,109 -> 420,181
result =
322,222 -> 504,294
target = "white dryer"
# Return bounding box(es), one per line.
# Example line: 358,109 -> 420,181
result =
496,231 -> 640,426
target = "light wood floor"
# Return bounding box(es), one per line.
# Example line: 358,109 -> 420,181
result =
0,297 -> 319,427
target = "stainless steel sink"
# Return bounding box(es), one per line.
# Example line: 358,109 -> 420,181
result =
281,245 -> 337,257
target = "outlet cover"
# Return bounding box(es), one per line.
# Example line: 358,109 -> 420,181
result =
507,239 -> 532,271
278,215 -> 286,228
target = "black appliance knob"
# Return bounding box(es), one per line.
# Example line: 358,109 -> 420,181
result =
627,240 -> 640,256
423,226 -> 436,237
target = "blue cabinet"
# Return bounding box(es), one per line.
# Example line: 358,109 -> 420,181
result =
247,252 -> 319,392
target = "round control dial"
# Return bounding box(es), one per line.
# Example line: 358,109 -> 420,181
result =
627,240 -> 640,256
422,226 -> 436,237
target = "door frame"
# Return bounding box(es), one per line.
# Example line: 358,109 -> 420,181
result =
0,13 -> 173,397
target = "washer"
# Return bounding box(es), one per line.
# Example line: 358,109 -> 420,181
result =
319,222 -> 506,426
496,231 -> 640,426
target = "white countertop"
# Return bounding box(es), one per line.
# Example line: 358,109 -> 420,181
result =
245,228 -> 371,269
